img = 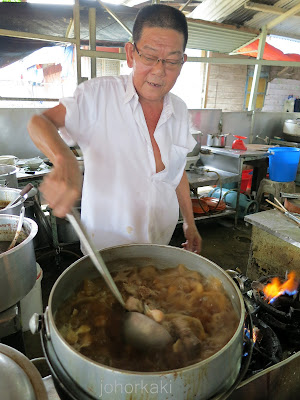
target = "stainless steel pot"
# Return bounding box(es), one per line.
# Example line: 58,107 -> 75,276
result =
0,344 -> 47,400
0,214 -> 38,312
42,244 -> 245,400
0,187 -> 27,216
0,164 -> 18,188
207,134 -> 227,148
283,119 -> 300,143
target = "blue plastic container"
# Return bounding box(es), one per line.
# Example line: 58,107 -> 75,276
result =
268,147 -> 300,182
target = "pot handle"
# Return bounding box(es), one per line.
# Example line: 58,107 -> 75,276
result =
29,307 -> 51,340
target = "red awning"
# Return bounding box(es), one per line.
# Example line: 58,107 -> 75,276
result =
238,39 -> 300,61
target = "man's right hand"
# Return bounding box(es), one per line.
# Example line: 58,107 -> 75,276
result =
39,153 -> 82,218
28,105 -> 82,218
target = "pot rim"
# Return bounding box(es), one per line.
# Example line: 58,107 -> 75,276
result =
0,187 -> 27,209
48,244 -> 245,376
0,215 -> 38,256
0,164 -> 18,175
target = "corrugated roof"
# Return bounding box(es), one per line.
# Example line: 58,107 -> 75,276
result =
189,0 -> 300,41
187,18 -> 258,53
244,0 -> 300,40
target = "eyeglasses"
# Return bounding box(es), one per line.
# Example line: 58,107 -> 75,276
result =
133,43 -> 185,70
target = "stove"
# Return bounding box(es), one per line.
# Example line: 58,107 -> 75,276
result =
226,270 -> 300,400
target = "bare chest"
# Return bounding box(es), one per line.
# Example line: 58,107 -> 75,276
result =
144,112 -> 165,173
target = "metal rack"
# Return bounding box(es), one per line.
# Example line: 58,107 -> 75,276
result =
185,146 -> 269,225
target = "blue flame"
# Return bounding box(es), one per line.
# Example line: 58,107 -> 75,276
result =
269,289 -> 298,304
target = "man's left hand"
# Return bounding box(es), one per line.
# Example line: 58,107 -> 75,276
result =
181,222 -> 202,254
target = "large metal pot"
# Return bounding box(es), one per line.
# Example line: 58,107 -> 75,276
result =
0,187 -> 27,216
0,164 -> 18,188
0,344 -> 47,400
0,214 -> 38,312
42,244 -> 245,400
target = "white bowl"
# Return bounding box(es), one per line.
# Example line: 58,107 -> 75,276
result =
24,157 -> 44,170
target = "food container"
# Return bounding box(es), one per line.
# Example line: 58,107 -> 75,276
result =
35,244 -> 245,400
0,214 -> 38,312
206,134 -> 227,148
0,155 -> 18,166
0,344 -> 47,400
0,164 -> 18,188
283,119 -> 300,143
0,187 -> 27,216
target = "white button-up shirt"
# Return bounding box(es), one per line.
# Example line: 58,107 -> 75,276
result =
59,74 -> 196,252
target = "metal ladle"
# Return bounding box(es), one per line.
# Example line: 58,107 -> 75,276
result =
66,209 -> 173,350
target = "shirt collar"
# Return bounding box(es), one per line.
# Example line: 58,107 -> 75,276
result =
123,73 -> 138,105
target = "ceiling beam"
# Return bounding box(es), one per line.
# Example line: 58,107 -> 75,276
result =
96,0 -> 132,37
244,1 -> 300,16
0,28 -> 76,44
267,1 -> 300,30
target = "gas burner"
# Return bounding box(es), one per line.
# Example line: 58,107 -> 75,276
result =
227,269 -> 300,380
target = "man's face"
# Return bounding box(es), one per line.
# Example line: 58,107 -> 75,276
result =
125,27 -> 187,105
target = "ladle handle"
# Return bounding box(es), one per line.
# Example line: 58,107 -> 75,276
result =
66,209 -> 126,308
4,183 -> 33,210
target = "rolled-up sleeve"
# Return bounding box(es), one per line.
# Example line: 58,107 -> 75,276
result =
59,81 -> 96,146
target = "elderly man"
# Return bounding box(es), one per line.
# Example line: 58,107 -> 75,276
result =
27,4 -> 202,254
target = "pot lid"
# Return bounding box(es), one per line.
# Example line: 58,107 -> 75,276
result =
0,344 -> 48,400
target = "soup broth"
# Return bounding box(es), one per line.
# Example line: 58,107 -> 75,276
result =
0,201 -> 10,210
55,264 -> 239,372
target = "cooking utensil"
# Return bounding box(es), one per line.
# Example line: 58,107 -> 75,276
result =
34,244 -> 245,400
7,206 -> 26,251
265,198 -> 300,226
66,208 -> 173,349
2,183 -> 33,210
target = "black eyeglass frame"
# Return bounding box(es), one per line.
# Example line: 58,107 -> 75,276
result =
133,43 -> 185,68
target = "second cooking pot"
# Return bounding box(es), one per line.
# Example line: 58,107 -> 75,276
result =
0,214 -> 38,312
0,187 -> 27,216
207,134 -> 227,148
38,244 -> 245,400
0,164 -> 18,188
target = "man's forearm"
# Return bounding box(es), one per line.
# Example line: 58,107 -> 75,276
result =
176,171 -> 194,224
27,114 -> 75,165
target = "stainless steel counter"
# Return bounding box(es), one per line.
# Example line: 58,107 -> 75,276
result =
245,209 -> 300,248
201,145 -> 269,160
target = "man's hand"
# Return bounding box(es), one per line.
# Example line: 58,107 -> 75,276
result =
39,153 -> 82,218
181,221 -> 202,254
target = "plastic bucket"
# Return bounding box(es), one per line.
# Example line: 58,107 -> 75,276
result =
268,147 -> 300,182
